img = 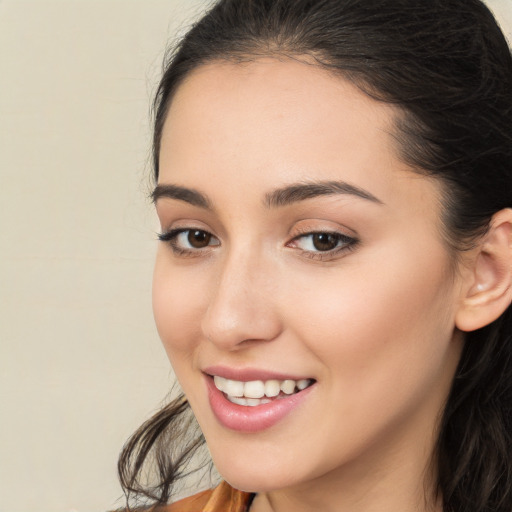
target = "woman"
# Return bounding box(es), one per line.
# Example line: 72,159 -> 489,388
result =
118,1 -> 512,511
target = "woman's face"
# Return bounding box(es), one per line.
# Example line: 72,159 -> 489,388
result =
153,58 -> 465,494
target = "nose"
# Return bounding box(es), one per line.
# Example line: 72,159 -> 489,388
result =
200,250 -> 282,350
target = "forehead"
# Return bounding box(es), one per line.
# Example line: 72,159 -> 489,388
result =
159,57 -> 441,221
163,57 -> 395,153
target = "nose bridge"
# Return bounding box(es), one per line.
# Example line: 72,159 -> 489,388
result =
201,241 -> 281,349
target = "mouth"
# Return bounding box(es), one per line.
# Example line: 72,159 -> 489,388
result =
203,369 -> 316,432
213,375 -> 315,406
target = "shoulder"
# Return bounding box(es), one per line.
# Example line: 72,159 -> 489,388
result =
157,488 -> 212,512
156,481 -> 253,512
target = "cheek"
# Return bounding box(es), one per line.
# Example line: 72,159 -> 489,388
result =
285,242 -> 457,397
152,254 -> 207,360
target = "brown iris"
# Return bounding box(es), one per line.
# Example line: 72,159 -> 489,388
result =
187,230 -> 212,248
312,233 -> 340,251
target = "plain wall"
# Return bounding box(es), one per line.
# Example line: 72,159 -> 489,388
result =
0,2 -> 209,511
0,1 -> 511,511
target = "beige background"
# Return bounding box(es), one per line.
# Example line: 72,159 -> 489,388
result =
0,1 -> 510,511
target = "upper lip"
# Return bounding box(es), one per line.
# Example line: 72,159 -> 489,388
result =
203,365 -> 313,382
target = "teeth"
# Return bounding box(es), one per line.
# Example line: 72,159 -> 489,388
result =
264,380 -> 281,397
247,398 -> 271,406
297,379 -> 309,390
227,396 -> 272,406
280,380 -> 296,394
223,377 -> 245,397
244,380 -> 265,399
214,375 -> 244,397
214,375 -> 313,402
213,375 -> 226,391
228,396 -> 248,406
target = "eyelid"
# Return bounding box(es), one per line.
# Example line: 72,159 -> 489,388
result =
286,224 -> 359,261
288,230 -> 356,247
158,227 -> 220,257
157,221 -> 359,261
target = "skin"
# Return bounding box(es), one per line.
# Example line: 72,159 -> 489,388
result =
152,58 -> 469,512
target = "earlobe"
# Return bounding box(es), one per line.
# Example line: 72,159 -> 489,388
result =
455,208 -> 512,332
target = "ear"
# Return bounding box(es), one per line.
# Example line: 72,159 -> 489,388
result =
455,208 -> 512,332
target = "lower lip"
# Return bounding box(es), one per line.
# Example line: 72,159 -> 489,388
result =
205,376 -> 315,433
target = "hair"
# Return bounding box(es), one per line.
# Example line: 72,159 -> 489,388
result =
118,1 -> 512,510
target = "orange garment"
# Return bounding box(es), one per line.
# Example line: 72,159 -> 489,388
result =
159,481 -> 253,512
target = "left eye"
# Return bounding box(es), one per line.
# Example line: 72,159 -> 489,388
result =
158,228 -> 220,251
178,229 -> 216,249
291,232 -> 353,252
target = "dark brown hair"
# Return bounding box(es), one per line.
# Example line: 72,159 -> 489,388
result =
119,1 -> 512,510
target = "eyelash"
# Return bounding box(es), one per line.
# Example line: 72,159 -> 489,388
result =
157,228 -> 219,258
157,228 -> 358,261
287,230 -> 358,261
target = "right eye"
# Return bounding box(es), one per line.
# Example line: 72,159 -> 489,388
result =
158,228 -> 220,254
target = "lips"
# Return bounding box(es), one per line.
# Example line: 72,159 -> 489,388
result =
203,367 -> 316,432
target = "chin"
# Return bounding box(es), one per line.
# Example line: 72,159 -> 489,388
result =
208,442 -> 324,494
219,467 -> 299,494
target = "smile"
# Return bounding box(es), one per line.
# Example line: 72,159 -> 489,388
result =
213,375 -> 313,406
205,371 -> 316,432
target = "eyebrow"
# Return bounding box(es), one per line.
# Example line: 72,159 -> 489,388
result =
152,179 -> 383,210
264,180 -> 383,208
152,184 -> 213,210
